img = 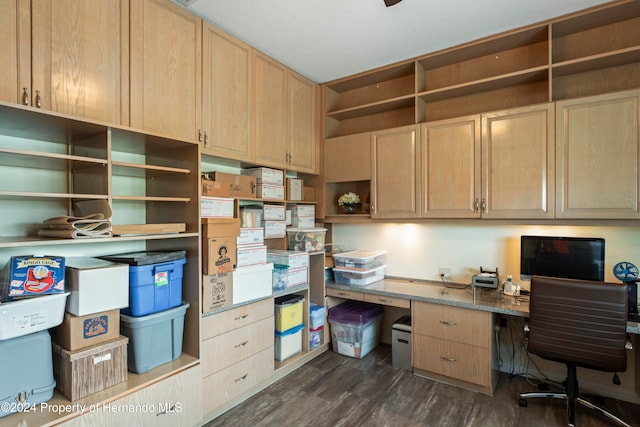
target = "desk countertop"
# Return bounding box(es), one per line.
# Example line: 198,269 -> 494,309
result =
326,277 -> 640,335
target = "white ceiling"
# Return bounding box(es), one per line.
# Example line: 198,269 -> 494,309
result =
175,0 -> 615,84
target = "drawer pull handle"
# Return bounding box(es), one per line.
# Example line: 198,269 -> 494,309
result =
234,340 -> 249,348
439,320 -> 457,326
338,292 -> 347,296
235,314 -> 249,321
378,298 -> 390,303
235,373 -> 248,383
440,355 -> 457,363
157,404 -> 176,416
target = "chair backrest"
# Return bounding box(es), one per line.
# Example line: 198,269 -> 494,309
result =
528,275 -> 628,372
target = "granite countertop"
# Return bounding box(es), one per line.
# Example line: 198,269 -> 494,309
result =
326,277 -> 640,335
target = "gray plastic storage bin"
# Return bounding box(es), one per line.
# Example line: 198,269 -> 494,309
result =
0,330 -> 56,417
120,302 -> 189,374
392,315 -> 412,371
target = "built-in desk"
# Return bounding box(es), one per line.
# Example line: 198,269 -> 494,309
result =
326,278 -> 640,398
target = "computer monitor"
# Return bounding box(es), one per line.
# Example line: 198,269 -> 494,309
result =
520,236 -> 605,282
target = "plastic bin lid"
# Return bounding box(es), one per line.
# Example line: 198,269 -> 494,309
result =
274,294 -> 305,306
286,227 -> 327,232
333,250 -> 387,260
274,323 -> 304,336
120,302 -> 189,325
328,300 -> 383,325
99,250 -> 186,266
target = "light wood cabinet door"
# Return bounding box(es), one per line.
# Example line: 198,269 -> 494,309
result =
202,23 -> 252,161
5,0 -> 129,124
130,0 -> 201,141
482,103 -> 554,219
253,52 -> 287,166
324,132 -> 371,183
288,71 -> 317,173
0,0 -> 29,105
556,90 -> 640,219
371,125 -> 420,218
59,366 -> 202,427
421,116 -> 481,218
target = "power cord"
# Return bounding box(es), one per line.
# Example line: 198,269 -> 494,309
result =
440,273 -> 469,289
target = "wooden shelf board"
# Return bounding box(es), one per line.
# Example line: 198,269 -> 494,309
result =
326,96 -> 415,121
552,46 -> 640,77
326,62 -> 415,93
111,160 -> 192,177
111,195 -> 191,202
0,148 -> 108,170
0,232 -> 200,249
0,191 -> 108,199
418,67 -> 548,103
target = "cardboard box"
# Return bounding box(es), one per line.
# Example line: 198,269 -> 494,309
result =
53,309 -> 120,351
267,250 -> 310,269
201,196 -> 235,218
257,184 -> 285,200
65,258 -> 129,317
1,255 -> 66,301
263,204 -> 286,221
287,178 -> 303,201
242,167 -> 284,185
290,205 -> 315,217
237,244 -> 267,267
202,273 -> 233,312
212,172 -> 257,198
261,220 -> 286,238
237,227 -> 264,246
203,236 -> 237,275
52,336 -> 128,401
291,216 -> 315,228
202,218 -> 241,239
201,178 -> 232,197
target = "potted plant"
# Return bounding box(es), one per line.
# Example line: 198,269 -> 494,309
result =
338,192 -> 361,214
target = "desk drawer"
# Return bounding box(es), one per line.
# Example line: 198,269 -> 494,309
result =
202,347 -> 274,413
201,298 -> 273,340
412,301 -> 491,347
364,293 -> 410,308
414,335 -> 490,387
201,316 -> 274,377
326,288 -> 365,301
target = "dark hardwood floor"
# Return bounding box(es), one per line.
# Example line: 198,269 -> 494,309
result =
204,344 -> 639,427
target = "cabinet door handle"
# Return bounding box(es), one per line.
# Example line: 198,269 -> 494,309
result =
235,373 -> 248,383
234,340 -> 249,348
337,292 -> 348,296
204,130 -> 209,145
377,298 -> 390,303
481,197 -> 487,213
234,314 -> 249,321
198,129 -> 203,142
474,198 -> 479,213
439,320 -> 457,326
35,90 -> 41,108
440,355 -> 457,363
22,87 -> 29,106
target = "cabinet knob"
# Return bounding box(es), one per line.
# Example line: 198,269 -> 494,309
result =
35,90 -> 42,108
198,130 -> 203,143
474,198 -> 479,213
22,88 -> 29,106
204,131 -> 209,145
481,197 -> 487,213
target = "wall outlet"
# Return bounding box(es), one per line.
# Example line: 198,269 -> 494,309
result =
438,267 -> 451,279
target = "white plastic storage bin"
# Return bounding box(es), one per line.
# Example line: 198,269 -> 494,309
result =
309,303 -> 326,330
333,250 -> 387,271
0,292 -> 69,340
332,265 -> 387,286
328,301 -> 383,359
275,324 -> 304,361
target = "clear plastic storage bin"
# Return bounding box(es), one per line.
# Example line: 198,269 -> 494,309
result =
333,250 -> 387,271
332,265 -> 386,286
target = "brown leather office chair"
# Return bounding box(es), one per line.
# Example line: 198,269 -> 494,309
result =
518,276 -> 631,427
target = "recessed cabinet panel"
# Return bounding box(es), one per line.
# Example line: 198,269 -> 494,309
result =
202,24 -> 252,161
288,72 -> 316,172
482,103 -> 554,219
371,125 -> 420,218
556,90 -> 640,218
324,133 -> 371,183
421,116 -> 480,218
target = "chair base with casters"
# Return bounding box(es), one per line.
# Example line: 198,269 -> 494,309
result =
518,364 -> 631,427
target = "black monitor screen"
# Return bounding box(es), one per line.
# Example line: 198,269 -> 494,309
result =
520,236 -> 605,281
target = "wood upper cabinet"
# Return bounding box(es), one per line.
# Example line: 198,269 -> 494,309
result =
202,23 -> 252,161
421,116 -> 481,218
556,90 -> 640,219
371,125 -> 420,218
1,0 -> 129,125
254,52 -> 318,172
481,103 -> 554,219
253,52 -> 287,166
420,104 -> 553,219
130,0 -> 201,141
287,70 -> 317,173
324,132 -> 371,183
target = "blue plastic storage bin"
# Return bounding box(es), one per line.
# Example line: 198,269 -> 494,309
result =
123,257 -> 186,317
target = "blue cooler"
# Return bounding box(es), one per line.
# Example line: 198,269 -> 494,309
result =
99,251 -> 186,317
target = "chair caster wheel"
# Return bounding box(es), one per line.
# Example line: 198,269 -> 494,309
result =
519,398 -> 528,407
